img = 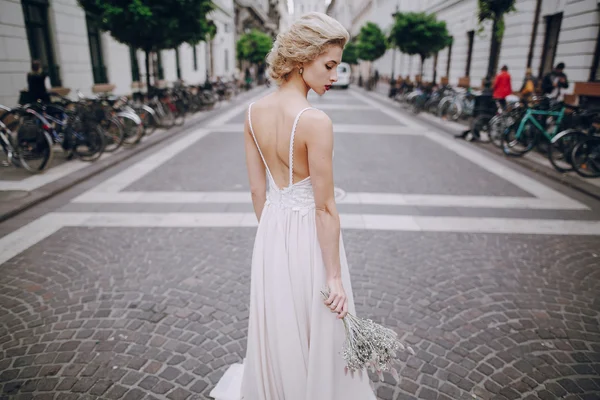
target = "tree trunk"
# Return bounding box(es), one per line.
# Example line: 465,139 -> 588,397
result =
209,39 -> 214,79
487,16 -> 502,79
432,52 -> 438,84
144,50 -> 151,94
420,55 -> 425,78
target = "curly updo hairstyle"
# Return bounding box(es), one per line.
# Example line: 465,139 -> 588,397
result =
266,12 -> 350,85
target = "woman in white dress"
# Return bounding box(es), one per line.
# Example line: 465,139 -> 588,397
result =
212,12 -> 376,400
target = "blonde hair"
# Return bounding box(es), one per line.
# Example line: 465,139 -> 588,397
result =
267,12 -> 349,85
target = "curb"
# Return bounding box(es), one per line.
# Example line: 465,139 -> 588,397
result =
0,87 -> 266,223
360,86 -> 600,202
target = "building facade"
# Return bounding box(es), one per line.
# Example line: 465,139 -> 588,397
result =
0,0 -> 237,106
292,0 -> 327,14
331,0 -> 600,103
234,0 -> 280,38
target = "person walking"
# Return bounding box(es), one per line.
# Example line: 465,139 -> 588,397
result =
213,12 -> 377,400
26,60 -> 50,104
493,65 -> 512,110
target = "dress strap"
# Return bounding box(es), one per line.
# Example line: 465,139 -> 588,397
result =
248,103 -> 274,182
289,107 -> 315,185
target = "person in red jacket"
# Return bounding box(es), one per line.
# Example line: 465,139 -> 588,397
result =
493,65 -> 512,109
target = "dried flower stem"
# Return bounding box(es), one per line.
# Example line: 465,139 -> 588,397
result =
320,289 -> 414,382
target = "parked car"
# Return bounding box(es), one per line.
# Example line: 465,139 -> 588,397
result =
333,62 -> 351,89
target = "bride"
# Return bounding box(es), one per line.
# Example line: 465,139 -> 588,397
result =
211,12 -> 376,400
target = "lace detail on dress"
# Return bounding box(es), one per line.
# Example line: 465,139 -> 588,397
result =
265,179 -> 315,212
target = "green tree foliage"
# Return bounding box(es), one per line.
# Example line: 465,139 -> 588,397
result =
389,12 -> 452,76
79,0 -> 215,90
342,39 -> 359,65
79,0 -> 215,51
236,29 -> 273,65
478,0 -> 516,39
356,22 -> 387,62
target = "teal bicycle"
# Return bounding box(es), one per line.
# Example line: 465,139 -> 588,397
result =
502,99 -> 572,157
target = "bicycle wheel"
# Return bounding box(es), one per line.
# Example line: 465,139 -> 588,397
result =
17,130 -> 53,173
502,123 -> 537,157
101,117 -> 124,153
172,100 -> 186,126
472,114 -> 492,143
120,114 -> 144,146
74,125 -> 106,161
448,102 -> 461,121
437,98 -> 451,118
138,108 -> 158,136
571,136 -> 600,178
158,107 -> 175,128
488,115 -> 505,148
548,130 -> 582,173
411,96 -> 423,114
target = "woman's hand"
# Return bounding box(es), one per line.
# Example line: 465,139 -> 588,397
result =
324,278 -> 348,319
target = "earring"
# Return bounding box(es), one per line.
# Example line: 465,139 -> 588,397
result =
299,67 -> 304,75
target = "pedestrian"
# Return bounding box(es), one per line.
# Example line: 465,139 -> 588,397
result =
215,11 -> 378,399
493,65 -> 512,110
519,67 -> 537,101
542,62 -> 568,101
244,67 -> 252,90
26,60 -> 50,104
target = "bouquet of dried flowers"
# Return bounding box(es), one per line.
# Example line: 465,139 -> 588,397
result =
321,289 -> 414,383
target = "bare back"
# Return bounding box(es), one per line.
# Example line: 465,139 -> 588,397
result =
247,92 -> 318,190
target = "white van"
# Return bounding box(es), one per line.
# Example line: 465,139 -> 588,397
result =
333,62 -> 351,89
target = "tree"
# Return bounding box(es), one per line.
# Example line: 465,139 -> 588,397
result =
342,40 -> 359,65
79,0 -> 215,90
356,22 -> 387,63
355,22 -> 386,89
236,29 -> 272,65
478,0 -> 517,80
389,12 -> 452,78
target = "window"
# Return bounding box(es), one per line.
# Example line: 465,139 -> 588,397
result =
175,47 -> 181,79
86,15 -> 108,84
22,0 -> 61,86
539,13 -> 563,78
193,45 -> 198,71
156,51 -> 165,80
590,14 -> 600,81
224,49 -> 228,73
224,23 -> 230,33
129,47 -> 140,82
465,30 -> 474,77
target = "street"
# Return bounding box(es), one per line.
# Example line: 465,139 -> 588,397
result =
1,87 -> 599,400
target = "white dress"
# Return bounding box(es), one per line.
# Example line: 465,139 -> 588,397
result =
210,104 -> 376,400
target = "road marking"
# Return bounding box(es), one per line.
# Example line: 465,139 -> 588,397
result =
2,211 -> 600,265
0,152 -> 111,191
184,124 -> 418,135
71,191 -> 587,210
72,120 -> 588,210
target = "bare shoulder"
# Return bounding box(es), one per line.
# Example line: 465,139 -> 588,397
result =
250,92 -> 278,111
298,109 -> 332,140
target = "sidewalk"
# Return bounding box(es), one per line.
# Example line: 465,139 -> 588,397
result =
0,86 -> 267,222
367,81 -> 600,201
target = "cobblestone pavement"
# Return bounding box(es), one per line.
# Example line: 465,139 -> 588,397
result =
0,87 -> 599,400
